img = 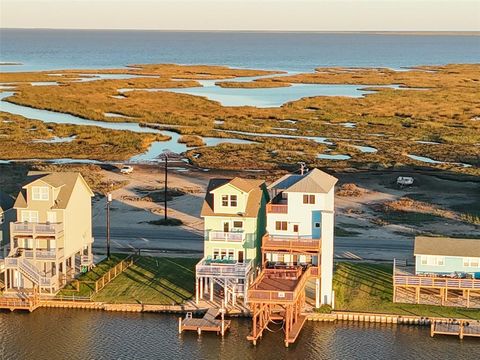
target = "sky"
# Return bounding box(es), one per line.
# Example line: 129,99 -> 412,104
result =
1,0 -> 479,31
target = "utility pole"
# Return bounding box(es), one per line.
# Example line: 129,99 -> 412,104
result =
106,192 -> 112,258
164,153 -> 168,220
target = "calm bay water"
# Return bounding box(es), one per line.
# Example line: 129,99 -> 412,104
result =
1,30 -> 479,72
0,309 -> 479,360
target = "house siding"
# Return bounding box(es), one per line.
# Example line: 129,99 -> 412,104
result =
416,255 -> 480,275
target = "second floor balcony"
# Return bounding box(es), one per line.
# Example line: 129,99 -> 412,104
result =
11,222 -> 64,238
196,258 -> 253,279
9,247 -> 65,261
207,230 -> 245,242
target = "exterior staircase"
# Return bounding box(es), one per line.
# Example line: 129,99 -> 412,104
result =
5,256 -> 53,288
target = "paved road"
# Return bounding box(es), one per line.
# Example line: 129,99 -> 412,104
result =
93,226 -> 413,261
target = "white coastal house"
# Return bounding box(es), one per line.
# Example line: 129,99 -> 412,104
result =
264,168 -> 337,306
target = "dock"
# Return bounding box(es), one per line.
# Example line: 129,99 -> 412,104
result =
178,308 -> 231,336
431,319 -> 480,339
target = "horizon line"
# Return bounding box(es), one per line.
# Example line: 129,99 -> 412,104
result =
1,28 -> 480,36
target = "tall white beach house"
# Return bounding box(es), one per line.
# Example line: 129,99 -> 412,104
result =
265,168 -> 337,305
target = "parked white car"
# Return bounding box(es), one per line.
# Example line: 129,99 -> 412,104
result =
120,165 -> 134,174
397,176 -> 414,186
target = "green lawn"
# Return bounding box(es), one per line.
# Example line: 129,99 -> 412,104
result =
93,256 -> 197,305
58,254 -> 128,297
333,262 -> 480,320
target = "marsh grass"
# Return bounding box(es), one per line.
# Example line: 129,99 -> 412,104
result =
1,64 -> 479,175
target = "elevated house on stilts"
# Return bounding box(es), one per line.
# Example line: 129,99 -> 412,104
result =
247,168 -> 337,347
195,178 -> 268,307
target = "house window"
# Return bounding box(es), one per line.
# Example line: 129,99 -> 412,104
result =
463,257 -> 480,267
314,222 -> 321,228
32,186 -> 49,201
228,249 -> 234,260
421,255 -> 445,266
303,194 -> 315,204
213,249 -> 220,260
230,195 -> 237,207
233,221 -> 243,229
21,210 -> 39,223
293,224 -> 299,232
275,221 -> 288,231
221,249 -> 227,260
222,195 -> 228,207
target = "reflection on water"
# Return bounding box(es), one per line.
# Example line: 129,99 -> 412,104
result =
0,309 -> 478,360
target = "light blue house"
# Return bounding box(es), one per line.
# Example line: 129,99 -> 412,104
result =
414,236 -> 480,278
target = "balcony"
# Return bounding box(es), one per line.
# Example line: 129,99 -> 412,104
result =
248,266 -> 314,303
262,234 -> 321,253
196,258 -> 253,278
23,248 -> 64,261
266,203 -> 288,214
208,230 -> 245,242
11,222 -> 64,238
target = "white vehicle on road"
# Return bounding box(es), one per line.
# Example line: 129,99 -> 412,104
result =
120,165 -> 134,174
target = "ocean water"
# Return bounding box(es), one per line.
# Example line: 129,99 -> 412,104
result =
1,29 -> 479,72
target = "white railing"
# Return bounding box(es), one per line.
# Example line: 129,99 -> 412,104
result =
196,258 -> 253,278
208,230 -> 244,242
4,256 -> 54,287
24,249 -> 61,260
11,222 -> 64,236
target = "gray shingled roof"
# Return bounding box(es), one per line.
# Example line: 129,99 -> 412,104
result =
268,168 -> 338,193
414,236 -> 480,257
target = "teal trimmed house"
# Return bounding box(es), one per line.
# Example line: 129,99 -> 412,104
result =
195,177 -> 268,306
414,236 -> 480,278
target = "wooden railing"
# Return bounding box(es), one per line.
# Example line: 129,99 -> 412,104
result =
95,256 -> 134,292
266,203 -> 288,214
394,275 -> 480,289
262,234 -> 321,252
0,293 -> 40,311
248,267 -> 313,303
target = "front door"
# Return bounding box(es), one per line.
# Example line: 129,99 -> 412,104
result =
238,251 -> 244,263
223,221 -> 230,233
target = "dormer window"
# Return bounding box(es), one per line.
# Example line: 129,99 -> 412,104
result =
222,195 -> 229,206
32,186 -> 49,201
221,194 -> 238,207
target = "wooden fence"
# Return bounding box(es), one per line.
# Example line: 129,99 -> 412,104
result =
95,256 -> 134,293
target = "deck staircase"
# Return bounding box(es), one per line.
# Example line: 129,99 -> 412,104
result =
5,256 -> 53,287
213,277 -> 244,297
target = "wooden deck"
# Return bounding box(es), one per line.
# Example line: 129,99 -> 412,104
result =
431,319 -> 480,339
178,308 -> 230,336
262,234 -> 321,254
0,294 -> 41,312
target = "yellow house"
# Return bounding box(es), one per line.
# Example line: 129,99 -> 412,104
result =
3,172 -> 94,295
196,177 -> 268,306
